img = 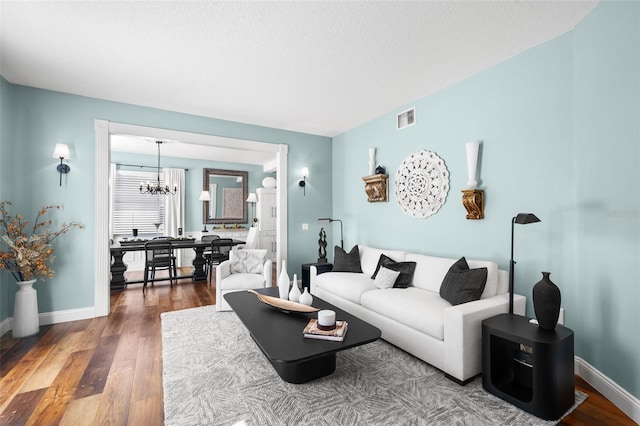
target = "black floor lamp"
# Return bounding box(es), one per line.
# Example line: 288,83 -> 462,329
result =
317,218 -> 343,249
509,213 -> 541,314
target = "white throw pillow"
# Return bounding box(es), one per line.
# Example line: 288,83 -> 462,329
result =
373,266 -> 401,289
231,250 -> 265,274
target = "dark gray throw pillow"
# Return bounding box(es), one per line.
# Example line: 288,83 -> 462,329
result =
333,245 -> 362,273
439,257 -> 487,305
371,254 -> 395,279
385,261 -> 417,288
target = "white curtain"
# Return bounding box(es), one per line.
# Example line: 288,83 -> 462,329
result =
109,163 -> 117,240
163,168 -> 186,265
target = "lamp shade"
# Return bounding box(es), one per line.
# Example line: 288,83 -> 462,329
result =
199,190 -> 210,201
514,213 -> 541,225
52,144 -> 70,159
246,192 -> 257,203
301,167 -> 309,178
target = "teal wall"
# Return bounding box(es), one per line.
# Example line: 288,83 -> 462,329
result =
332,2 -> 639,398
0,85 -> 332,321
110,151 -> 274,231
0,76 -> 11,319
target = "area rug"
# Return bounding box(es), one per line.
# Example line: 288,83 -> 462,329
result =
161,305 -> 586,426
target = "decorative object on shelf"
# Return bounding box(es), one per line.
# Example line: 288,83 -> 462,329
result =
533,272 -> 561,330
318,228 -> 327,263
52,143 -> 71,187
262,176 -> 277,188
362,174 -> 389,202
299,287 -> 313,306
0,201 -> 83,338
299,167 -> 309,196
375,165 -> 386,174
394,150 -> 449,218
508,213 -> 541,314
317,218 -> 343,249
139,141 -> 177,195
278,259 -> 290,299
462,141 -> 484,220
246,192 -> 257,226
368,147 -> 376,176
199,190 -> 211,232
289,273 -> 301,302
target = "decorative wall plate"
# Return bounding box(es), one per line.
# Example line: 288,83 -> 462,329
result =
394,150 -> 450,218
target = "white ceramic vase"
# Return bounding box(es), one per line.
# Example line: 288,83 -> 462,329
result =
299,287 -> 313,306
13,279 -> 39,338
289,273 -> 301,303
278,260 -> 290,300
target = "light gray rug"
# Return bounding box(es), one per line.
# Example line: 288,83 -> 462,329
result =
161,305 -> 586,426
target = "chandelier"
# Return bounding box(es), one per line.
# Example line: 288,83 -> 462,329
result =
140,141 -> 177,195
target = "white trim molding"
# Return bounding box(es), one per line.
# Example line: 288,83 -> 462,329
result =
94,120 -> 288,316
0,307 -> 96,336
575,357 -> 640,423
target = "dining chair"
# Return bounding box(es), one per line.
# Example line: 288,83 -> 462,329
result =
208,238 -> 234,282
143,240 -> 176,293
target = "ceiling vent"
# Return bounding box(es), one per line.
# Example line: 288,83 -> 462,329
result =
397,107 -> 416,130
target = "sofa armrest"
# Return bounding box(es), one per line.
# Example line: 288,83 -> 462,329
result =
442,293 -> 526,382
263,259 -> 273,287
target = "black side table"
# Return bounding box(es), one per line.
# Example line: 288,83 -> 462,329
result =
482,313 -> 574,421
301,262 -> 333,290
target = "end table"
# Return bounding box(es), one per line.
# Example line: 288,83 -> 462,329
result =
482,313 -> 574,421
301,262 -> 333,290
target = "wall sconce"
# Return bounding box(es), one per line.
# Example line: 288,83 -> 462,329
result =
199,190 -> 210,232
52,143 -> 71,186
461,141 -> 484,219
246,192 -> 257,226
299,167 -> 309,196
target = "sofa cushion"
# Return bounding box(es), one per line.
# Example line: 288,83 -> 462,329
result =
315,272 -> 377,304
373,266 -> 400,289
219,273 -> 265,290
230,250 -> 265,274
406,253 -> 499,298
358,245 -> 407,276
333,245 -> 363,273
371,254 -> 395,279
439,257 -> 487,305
361,287 -> 450,340
385,261 -> 417,288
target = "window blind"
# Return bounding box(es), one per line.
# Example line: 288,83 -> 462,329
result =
113,169 -> 165,235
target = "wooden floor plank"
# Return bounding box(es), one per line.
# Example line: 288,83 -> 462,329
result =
0,343 -> 54,414
25,348 -> 94,426
19,331 -> 85,393
73,335 -> 120,399
0,266 -> 634,426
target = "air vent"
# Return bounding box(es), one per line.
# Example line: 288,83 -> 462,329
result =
397,107 -> 416,130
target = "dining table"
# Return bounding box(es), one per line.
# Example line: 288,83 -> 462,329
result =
109,237 -> 244,291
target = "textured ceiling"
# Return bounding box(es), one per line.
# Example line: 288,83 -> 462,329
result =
1,1 -> 598,137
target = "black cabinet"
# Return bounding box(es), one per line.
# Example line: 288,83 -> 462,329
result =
482,314 -> 574,421
301,262 -> 333,290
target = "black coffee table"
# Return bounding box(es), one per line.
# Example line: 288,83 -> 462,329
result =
224,287 -> 381,384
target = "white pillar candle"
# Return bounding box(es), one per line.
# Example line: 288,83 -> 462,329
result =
318,310 -> 336,327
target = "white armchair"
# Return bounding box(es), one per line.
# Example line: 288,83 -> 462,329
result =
216,249 -> 272,311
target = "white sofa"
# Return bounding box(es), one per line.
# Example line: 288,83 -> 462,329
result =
310,245 -> 526,384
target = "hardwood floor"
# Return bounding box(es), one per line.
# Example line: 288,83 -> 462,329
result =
0,268 -> 636,425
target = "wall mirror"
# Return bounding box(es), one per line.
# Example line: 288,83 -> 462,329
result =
203,168 -> 248,224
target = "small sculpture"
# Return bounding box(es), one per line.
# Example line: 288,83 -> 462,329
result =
318,228 -> 327,263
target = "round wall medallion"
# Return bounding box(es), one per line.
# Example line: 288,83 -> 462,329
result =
394,150 -> 450,218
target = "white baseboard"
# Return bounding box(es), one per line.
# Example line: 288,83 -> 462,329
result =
575,356 -> 640,423
0,306 -> 96,337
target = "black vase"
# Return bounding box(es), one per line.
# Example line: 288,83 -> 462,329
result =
533,272 -> 561,330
